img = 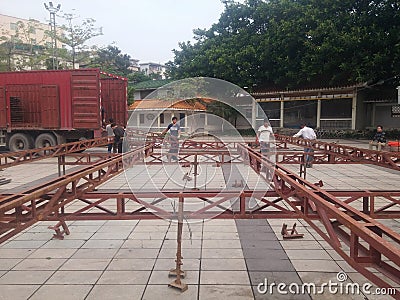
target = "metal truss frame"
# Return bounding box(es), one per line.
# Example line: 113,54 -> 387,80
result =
0,138 -> 399,297
0,144 -> 153,243
274,134 -> 400,171
0,136 -> 110,169
238,143 -> 400,296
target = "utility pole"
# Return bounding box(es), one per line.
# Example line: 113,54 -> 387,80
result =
44,2 -> 61,70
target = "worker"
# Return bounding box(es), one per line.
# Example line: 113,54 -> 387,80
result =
293,122 -> 317,168
161,117 -> 181,162
369,125 -> 386,151
106,118 -> 115,153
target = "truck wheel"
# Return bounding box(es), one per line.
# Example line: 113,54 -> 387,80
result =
8,133 -> 34,152
35,133 -> 57,149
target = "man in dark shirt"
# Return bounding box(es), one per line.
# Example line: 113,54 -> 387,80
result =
369,125 -> 386,151
162,117 -> 181,161
113,124 -> 125,153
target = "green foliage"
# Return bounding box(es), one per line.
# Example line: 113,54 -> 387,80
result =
127,71 -> 151,83
89,45 -> 131,76
167,0 -> 400,89
56,13 -> 103,68
0,20 -> 51,71
127,86 -> 135,106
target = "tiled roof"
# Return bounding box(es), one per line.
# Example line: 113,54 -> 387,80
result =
128,99 -> 207,111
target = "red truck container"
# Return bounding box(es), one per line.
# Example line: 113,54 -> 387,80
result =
0,68 -> 127,151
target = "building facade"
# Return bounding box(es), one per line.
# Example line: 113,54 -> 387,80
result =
128,99 -> 207,134
139,62 -> 166,79
253,85 -> 400,130
0,14 -> 64,70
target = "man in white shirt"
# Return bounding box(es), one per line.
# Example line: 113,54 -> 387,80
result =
106,118 -> 115,153
293,123 -> 316,167
257,119 -> 273,155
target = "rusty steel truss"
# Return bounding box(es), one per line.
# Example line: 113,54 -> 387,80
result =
0,136 -> 110,169
274,134 -> 400,171
0,138 -> 399,297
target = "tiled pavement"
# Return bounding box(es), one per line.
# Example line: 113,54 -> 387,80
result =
0,142 -> 399,300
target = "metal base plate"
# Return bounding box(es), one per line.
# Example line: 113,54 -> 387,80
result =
168,279 -> 188,292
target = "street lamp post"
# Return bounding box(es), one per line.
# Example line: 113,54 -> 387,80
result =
44,2 -> 61,70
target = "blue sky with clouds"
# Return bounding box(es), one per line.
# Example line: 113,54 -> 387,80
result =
0,0 -> 225,63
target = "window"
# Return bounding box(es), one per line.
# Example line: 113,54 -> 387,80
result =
284,100 -> 317,128
139,114 -> 145,124
30,38 -> 36,45
160,113 -> 165,124
321,99 -> 352,118
10,23 -> 17,30
28,27 -> 36,34
179,113 -> 185,127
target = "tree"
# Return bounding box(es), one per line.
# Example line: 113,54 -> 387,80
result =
127,71 -> 151,84
167,0 -> 400,89
89,45 -> 131,76
56,13 -> 103,68
0,20 -> 51,71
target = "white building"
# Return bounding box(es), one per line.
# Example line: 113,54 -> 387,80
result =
128,99 -> 207,134
139,62 -> 166,79
0,14 -> 65,70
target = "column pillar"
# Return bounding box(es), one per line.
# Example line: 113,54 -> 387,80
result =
371,103 -> 376,127
351,94 -> 357,130
280,100 -> 284,128
251,101 -> 257,128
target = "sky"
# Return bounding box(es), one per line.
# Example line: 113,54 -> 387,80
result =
0,0 -> 226,64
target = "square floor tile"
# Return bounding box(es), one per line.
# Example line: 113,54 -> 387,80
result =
0,249 -> 33,258
202,239 -> 242,249
107,258 -> 155,271
290,260 -> 341,272
0,285 -> 39,300
1,240 -> 47,249
30,285 -> 92,300
202,248 -> 244,259
90,232 -> 131,240
86,284 -> 145,300
97,270 -> 151,284
60,258 -> 111,271
71,248 -> 118,259
0,259 -> 22,270
200,271 -> 250,285
115,248 -> 160,259
199,285 -> 253,299
28,248 -> 76,259
82,239 -> 124,249
41,239 -> 86,249
122,239 -> 164,249
12,258 -> 66,271
201,259 -> 247,271
47,270 -> 102,284
0,270 -> 54,284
